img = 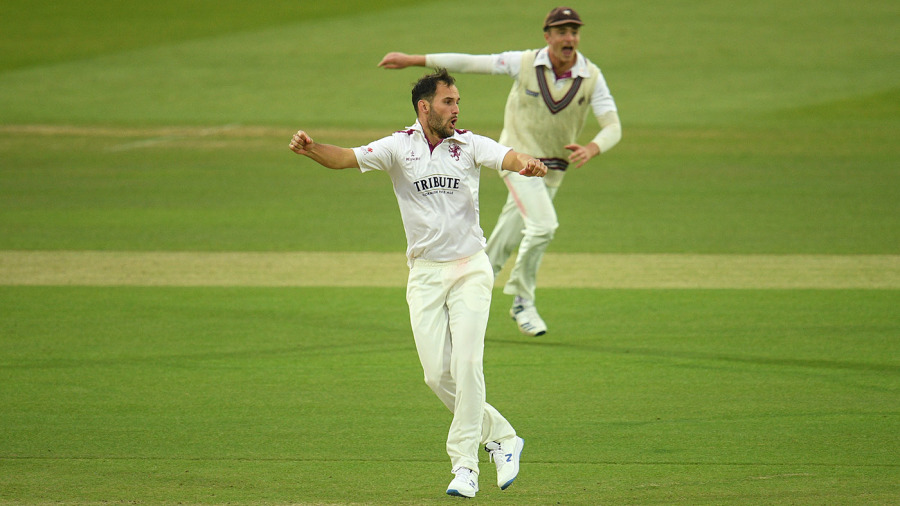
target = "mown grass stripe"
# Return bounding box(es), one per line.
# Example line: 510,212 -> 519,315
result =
1,251 -> 897,289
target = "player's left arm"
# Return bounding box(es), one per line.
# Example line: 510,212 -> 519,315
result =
565,110 -> 622,168
501,150 -> 548,177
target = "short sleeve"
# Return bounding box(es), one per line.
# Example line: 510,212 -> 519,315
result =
354,135 -> 396,173
470,134 -> 512,172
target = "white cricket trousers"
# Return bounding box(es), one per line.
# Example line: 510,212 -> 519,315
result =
406,250 -> 517,473
485,171 -> 560,302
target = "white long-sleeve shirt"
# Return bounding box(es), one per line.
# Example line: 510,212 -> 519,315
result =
426,49 -> 621,155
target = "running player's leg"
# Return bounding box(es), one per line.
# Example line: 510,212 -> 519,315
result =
485,191 -> 525,277
501,173 -> 558,302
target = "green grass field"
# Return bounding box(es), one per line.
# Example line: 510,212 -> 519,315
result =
1,0 -> 898,504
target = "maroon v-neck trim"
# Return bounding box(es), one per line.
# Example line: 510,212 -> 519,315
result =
535,65 -> 583,115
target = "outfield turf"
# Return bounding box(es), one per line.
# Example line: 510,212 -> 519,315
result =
2,286 -> 898,504
1,0 -> 898,504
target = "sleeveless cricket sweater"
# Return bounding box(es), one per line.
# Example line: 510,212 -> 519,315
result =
498,50 -> 599,185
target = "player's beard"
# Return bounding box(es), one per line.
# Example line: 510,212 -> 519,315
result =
427,109 -> 455,139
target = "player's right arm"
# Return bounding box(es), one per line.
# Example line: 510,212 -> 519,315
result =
377,52 -> 426,69
289,130 -> 359,170
378,52 -> 495,74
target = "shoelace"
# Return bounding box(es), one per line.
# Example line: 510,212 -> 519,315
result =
487,445 -> 506,466
453,467 -> 474,479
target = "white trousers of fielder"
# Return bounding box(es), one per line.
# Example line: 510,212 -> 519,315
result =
486,171 -> 560,302
407,250 -> 517,473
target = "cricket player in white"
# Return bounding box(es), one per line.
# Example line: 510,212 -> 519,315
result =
379,7 -> 622,337
289,68 -> 546,498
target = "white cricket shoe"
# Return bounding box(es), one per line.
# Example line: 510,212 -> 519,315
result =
510,303 -> 547,336
446,467 -> 478,498
485,436 -> 524,490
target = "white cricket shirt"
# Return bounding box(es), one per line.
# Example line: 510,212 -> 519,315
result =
354,120 -> 512,266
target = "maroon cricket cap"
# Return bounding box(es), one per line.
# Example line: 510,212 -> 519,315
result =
543,7 -> 583,30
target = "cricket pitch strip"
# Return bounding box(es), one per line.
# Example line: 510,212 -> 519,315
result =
1,251 -> 898,289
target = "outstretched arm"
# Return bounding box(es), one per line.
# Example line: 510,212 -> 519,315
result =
502,150 -> 548,178
378,52 -> 495,74
377,52 -> 427,69
289,130 -> 359,170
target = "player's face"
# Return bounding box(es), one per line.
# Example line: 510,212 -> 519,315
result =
426,83 -> 460,139
544,25 -> 580,71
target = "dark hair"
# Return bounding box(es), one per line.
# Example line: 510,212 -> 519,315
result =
411,67 -> 456,114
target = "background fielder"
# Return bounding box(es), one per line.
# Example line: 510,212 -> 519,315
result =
289,69 -> 544,498
379,6 -> 622,337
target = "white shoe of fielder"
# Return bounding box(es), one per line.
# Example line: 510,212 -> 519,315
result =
446,467 -> 478,498
510,302 -> 547,336
485,436 -> 524,490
